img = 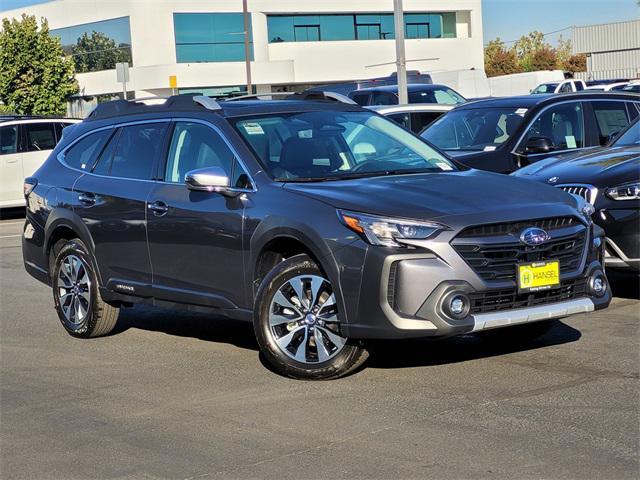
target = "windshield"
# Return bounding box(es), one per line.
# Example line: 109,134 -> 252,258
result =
233,111 -> 457,181
408,87 -> 466,105
612,120 -> 640,147
532,83 -> 558,94
420,107 -> 526,151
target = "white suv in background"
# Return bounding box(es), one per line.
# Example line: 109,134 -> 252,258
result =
0,116 -> 80,208
531,79 -> 587,94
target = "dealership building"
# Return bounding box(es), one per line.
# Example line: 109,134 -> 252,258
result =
2,0 -> 484,101
572,19 -> 640,81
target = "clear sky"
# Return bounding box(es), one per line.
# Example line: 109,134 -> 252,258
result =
1,0 -> 639,46
482,0 -> 639,45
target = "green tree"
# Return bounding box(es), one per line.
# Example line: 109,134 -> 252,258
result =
555,35 -> 587,73
512,31 -> 553,71
484,38 -> 522,77
528,46 -> 558,70
70,30 -> 132,73
0,14 -> 78,115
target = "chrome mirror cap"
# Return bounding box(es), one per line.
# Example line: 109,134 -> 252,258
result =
185,167 -> 230,192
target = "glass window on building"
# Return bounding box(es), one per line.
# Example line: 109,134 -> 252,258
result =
174,13 -> 253,63
355,15 -> 394,40
267,12 -> 456,43
51,17 -> 133,73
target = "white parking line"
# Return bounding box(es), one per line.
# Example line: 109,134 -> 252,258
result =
0,221 -> 25,226
0,234 -> 21,239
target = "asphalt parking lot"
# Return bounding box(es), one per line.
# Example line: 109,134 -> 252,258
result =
1,210 -> 638,479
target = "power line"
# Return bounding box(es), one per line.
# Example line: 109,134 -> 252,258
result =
484,26 -> 573,46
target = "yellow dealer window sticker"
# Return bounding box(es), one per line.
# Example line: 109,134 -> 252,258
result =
517,260 -> 560,293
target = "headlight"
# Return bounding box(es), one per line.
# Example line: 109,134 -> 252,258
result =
338,210 -> 446,247
605,182 -> 640,201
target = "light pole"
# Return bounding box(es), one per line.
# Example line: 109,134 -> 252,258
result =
243,0 -> 252,94
393,0 -> 408,104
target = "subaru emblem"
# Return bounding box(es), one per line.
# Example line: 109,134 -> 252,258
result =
520,227 -> 550,246
547,176 -> 559,184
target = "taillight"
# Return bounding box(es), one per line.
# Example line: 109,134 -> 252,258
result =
23,177 -> 37,197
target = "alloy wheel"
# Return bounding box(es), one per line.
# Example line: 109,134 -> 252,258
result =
268,274 -> 347,364
56,254 -> 91,327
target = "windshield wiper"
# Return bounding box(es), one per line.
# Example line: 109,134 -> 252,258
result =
276,168 -> 446,183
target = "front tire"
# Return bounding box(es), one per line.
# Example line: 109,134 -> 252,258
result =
254,254 -> 368,380
52,239 -> 119,338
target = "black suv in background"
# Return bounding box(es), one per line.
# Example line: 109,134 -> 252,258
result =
22,94 -> 610,379
349,84 -> 466,106
421,92 -> 640,173
514,118 -> 640,270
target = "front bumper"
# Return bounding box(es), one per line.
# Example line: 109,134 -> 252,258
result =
336,219 -> 611,340
596,207 -> 640,270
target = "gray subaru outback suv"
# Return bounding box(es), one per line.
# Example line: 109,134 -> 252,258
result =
22,94 -> 610,379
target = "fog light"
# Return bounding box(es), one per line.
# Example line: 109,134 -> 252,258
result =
442,292 -> 470,319
589,272 -> 607,297
450,297 -> 465,315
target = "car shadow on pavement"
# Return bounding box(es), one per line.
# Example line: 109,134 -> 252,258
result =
111,305 -> 583,374
112,305 -> 259,351
366,321 -> 582,370
607,269 -> 640,300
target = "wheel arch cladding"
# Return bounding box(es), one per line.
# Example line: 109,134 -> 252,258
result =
45,209 -> 101,283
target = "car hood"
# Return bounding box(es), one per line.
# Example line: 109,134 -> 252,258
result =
283,170 -> 576,222
514,146 -> 640,187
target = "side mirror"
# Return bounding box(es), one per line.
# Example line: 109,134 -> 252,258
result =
523,136 -> 553,154
185,166 -> 234,195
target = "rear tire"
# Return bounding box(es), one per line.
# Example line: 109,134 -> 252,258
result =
52,238 -> 119,338
254,254 -> 368,380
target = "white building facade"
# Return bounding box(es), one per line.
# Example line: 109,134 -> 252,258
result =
3,0 -> 484,99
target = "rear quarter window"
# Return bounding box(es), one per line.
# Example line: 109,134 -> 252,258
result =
62,129 -> 113,170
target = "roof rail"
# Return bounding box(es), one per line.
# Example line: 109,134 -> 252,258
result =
224,91 -> 357,105
85,94 -> 223,121
193,95 -> 222,111
224,92 -> 293,102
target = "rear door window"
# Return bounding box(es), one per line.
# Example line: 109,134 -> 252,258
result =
520,102 -> 585,152
350,93 -> 370,106
372,92 -> 397,105
0,125 -> 19,155
558,82 -> 573,93
387,113 -> 411,130
411,112 -> 442,133
591,101 -> 630,144
24,123 -> 56,151
63,129 -> 112,170
107,122 -> 168,180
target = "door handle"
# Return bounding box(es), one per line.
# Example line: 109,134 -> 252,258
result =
78,192 -> 96,206
148,200 -> 169,216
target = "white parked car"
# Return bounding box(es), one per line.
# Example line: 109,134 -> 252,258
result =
585,82 -> 630,91
531,79 -> 587,94
368,104 -> 454,134
1,116 -> 80,208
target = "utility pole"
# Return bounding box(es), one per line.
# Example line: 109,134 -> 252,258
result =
393,0 -> 408,104
243,0 -> 252,94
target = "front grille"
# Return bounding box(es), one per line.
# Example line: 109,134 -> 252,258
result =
469,278 -> 588,314
558,184 -> 597,204
452,218 -> 587,282
456,216 -> 577,238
